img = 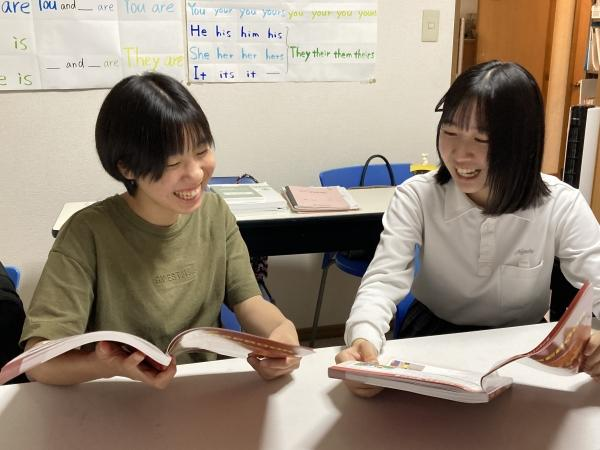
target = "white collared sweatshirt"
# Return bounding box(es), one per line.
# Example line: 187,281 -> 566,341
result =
345,170 -> 600,351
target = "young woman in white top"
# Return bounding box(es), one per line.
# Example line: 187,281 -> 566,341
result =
336,61 -> 600,397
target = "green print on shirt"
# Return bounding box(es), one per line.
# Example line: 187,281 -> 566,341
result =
152,265 -> 196,287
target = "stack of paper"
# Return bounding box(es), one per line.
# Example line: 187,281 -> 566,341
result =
283,185 -> 359,212
209,182 -> 287,213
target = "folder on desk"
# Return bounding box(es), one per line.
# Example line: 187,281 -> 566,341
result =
283,186 -> 359,212
209,182 -> 287,213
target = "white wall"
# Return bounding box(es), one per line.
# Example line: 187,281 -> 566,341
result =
0,0 -> 456,330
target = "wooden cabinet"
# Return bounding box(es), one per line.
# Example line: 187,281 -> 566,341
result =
476,0 -> 555,99
461,38 -> 477,71
457,0 -> 600,219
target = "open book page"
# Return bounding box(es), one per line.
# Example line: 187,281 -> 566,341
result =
0,331 -> 171,385
0,328 -> 314,385
481,280 -> 593,382
284,186 -> 359,212
166,327 -> 314,359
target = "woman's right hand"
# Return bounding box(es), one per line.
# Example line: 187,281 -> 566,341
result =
94,341 -> 177,389
335,338 -> 384,398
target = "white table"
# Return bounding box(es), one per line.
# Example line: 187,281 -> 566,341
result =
1,322 -> 598,450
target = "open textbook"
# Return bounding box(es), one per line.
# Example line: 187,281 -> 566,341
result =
329,281 -> 593,403
0,327 -> 314,385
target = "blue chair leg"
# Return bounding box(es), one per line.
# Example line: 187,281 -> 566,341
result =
310,258 -> 335,347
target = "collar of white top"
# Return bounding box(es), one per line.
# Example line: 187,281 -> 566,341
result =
442,180 -> 534,222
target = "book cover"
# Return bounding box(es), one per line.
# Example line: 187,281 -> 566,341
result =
0,327 -> 314,385
284,185 -> 359,212
329,281 -> 593,403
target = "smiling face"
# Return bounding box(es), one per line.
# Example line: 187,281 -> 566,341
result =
434,61 -> 548,215
120,144 -> 216,226
438,107 -> 490,207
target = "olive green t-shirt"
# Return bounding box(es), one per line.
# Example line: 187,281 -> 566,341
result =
21,193 -> 261,363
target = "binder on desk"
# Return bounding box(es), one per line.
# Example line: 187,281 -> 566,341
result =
209,182 -> 287,213
283,185 -> 359,212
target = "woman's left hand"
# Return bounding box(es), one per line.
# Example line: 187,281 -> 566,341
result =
247,354 -> 301,380
246,324 -> 301,380
583,331 -> 600,381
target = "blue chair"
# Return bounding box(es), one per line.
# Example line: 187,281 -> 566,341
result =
5,266 -> 21,289
210,174 -> 258,185
4,261 -> 242,333
220,304 -> 242,331
392,247 -> 420,338
319,163 -> 412,189
310,159 -> 416,346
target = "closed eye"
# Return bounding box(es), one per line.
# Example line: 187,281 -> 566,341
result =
196,146 -> 210,157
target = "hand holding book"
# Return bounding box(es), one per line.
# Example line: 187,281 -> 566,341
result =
0,328 -> 314,386
94,340 -> 178,389
334,338 -> 383,398
330,281 -> 595,403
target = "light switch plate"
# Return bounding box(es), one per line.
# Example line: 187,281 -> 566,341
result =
422,9 -> 440,42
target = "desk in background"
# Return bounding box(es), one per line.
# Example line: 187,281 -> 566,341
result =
52,187 -> 396,256
0,322 -> 598,449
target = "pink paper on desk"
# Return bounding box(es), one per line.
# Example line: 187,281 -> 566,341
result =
285,186 -> 350,210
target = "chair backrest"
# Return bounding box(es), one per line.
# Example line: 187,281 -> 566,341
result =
319,163 -> 412,188
5,266 -> 21,289
549,258 -> 578,321
220,304 -> 242,331
209,175 -> 258,185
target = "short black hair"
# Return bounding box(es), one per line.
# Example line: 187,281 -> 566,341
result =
434,60 -> 549,215
95,72 -> 214,195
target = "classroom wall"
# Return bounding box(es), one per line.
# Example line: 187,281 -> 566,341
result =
0,0 -> 456,330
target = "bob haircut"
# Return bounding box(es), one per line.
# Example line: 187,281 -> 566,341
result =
96,72 -> 214,195
434,60 -> 549,215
